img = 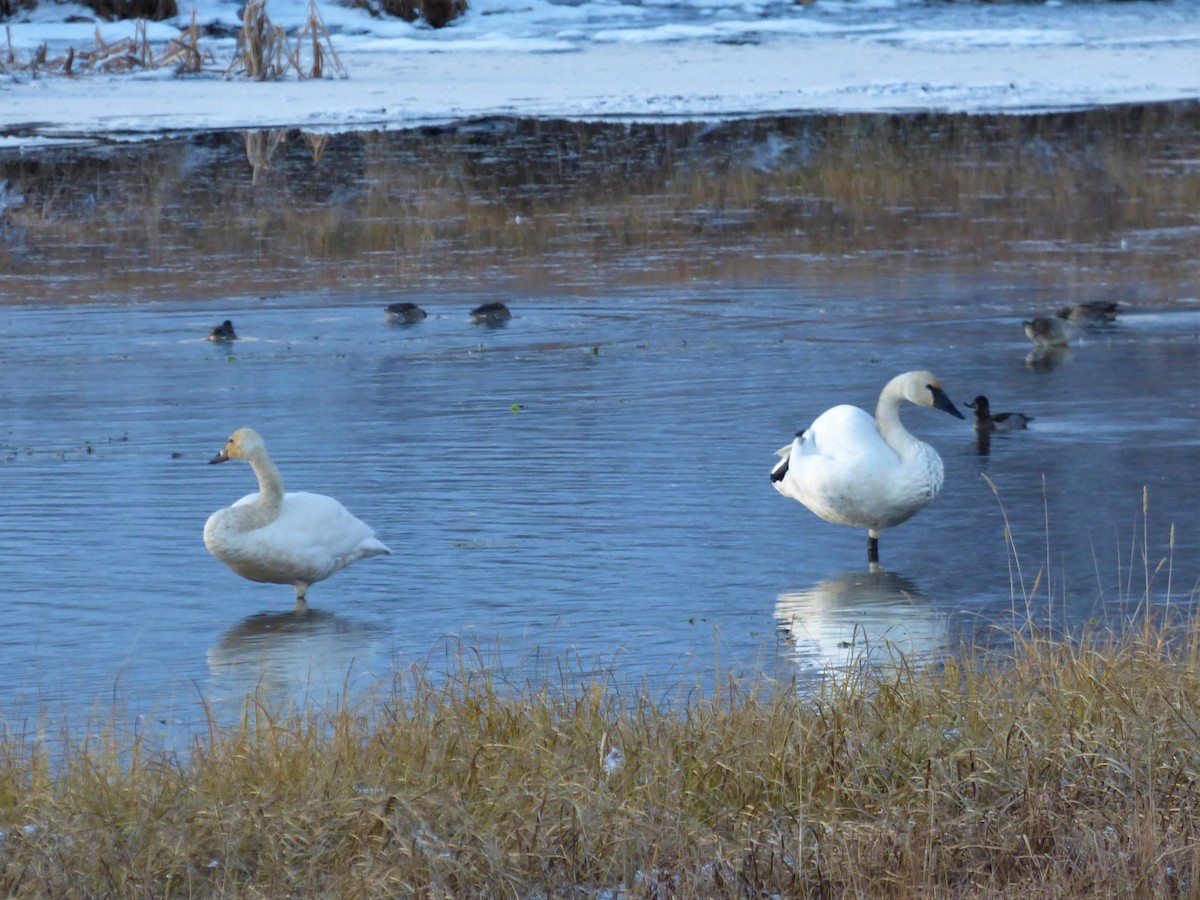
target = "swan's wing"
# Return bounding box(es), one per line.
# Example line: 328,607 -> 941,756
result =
257,493 -> 390,577
275,492 -> 388,548
774,405 -> 918,521
773,406 -> 891,496
800,405 -> 893,462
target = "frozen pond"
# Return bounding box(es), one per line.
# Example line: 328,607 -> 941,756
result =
1,109 -> 1198,744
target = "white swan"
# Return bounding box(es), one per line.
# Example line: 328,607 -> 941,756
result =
770,371 -> 964,562
204,428 -> 392,612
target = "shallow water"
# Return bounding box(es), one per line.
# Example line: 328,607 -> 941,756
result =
1,110 -> 1199,746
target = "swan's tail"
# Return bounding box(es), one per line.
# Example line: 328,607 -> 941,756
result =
770,431 -> 805,484
770,448 -> 790,483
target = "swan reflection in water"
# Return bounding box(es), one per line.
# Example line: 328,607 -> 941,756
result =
775,569 -> 948,679
207,608 -> 388,713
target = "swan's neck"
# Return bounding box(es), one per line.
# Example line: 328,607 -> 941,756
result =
241,449 -> 285,527
875,382 -> 922,459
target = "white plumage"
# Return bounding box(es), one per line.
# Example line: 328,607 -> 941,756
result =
770,371 -> 964,562
204,428 -> 392,612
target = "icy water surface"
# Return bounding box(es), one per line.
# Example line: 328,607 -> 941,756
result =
1,109 -> 1199,745
3,285 -> 1199,742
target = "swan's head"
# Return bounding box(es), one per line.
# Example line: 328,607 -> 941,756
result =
210,427 -> 266,465
897,371 -> 966,419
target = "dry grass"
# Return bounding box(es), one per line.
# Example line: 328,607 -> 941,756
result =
0,0 -> 467,28
1,0 -> 342,79
3,106 -> 1198,304
225,0 -> 345,81
1,12 -> 208,75
2,611 -> 1200,895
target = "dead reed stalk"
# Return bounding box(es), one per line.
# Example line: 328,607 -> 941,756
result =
293,0 -> 347,79
244,128 -> 289,184
2,12 -> 211,76
226,0 -> 346,81
226,0 -> 289,80
302,131 -> 331,162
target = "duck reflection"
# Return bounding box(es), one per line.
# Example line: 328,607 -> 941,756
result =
775,568 -> 947,678
207,609 -> 387,710
1025,345 -> 1071,372
975,430 -> 991,457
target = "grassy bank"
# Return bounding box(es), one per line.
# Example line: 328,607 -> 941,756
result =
3,615 -> 1200,897
3,105 -> 1199,304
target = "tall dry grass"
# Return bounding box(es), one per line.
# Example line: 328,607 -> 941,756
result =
1,0 -> 343,78
1,12 -> 207,75
0,0 -> 467,27
2,106 -> 1198,305
226,0 -> 346,81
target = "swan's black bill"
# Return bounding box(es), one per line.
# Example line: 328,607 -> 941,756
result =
209,452 -> 230,465
929,385 -> 966,419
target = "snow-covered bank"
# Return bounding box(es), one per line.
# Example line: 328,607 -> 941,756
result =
1,0 -> 1198,146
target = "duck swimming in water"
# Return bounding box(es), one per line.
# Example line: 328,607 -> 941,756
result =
470,302 -> 512,325
770,370 -> 965,563
1023,316 -> 1075,347
385,302 -> 427,324
1056,301 -> 1120,324
208,320 -> 237,342
964,395 -> 1033,432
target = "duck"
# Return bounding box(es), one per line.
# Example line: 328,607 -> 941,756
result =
470,301 -> 512,325
385,302 -> 427,324
1022,316 -> 1075,347
964,395 -> 1033,432
208,320 -> 237,342
203,428 -> 392,613
770,371 -> 965,563
1056,300 -> 1120,324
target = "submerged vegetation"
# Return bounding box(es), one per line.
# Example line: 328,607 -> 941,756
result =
2,103 -> 1199,304
3,617 -> 1200,896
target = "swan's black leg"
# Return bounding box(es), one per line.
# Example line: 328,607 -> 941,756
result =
294,586 -> 310,615
867,535 -> 879,564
